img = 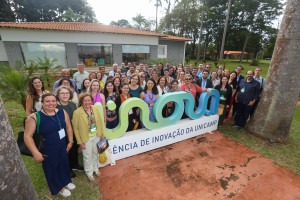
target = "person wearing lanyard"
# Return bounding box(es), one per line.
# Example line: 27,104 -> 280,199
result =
72,93 -> 105,182
24,93 -> 75,197
233,70 -> 260,129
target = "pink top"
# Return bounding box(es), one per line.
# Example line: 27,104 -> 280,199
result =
93,92 -> 102,105
180,84 -> 203,99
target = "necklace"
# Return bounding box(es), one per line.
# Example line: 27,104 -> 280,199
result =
84,107 -> 94,126
148,92 -> 154,100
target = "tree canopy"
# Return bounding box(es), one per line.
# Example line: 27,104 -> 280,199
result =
0,0 -> 96,22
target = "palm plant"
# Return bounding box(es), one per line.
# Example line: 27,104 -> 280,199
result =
0,64 -> 35,110
29,57 -> 62,87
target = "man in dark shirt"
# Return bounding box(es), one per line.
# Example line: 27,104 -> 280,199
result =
233,70 -> 260,129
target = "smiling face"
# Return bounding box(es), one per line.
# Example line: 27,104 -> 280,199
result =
91,81 -> 100,92
58,88 -> 71,103
32,78 -> 43,90
146,79 -> 155,90
121,84 -> 129,95
106,82 -> 114,93
83,79 -> 90,89
114,78 -> 121,87
222,76 -> 228,85
82,96 -> 92,110
42,95 -> 57,112
159,77 -> 166,87
171,81 -> 178,91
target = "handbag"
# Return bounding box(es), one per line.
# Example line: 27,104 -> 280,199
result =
17,112 -> 44,157
96,137 -> 109,154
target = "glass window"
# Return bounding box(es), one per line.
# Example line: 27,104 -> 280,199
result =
20,43 -> 66,67
77,44 -> 112,66
122,45 -> 150,63
158,45 -> 167,58
122,45 -> 150,53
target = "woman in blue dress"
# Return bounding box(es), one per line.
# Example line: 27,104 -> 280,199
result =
140,78 -> 159,122
24,93 -> 75,197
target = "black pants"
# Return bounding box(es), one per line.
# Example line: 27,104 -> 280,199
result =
234,102 -> 253,128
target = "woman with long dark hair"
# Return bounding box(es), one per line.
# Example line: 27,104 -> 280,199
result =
25,76 -> 48,116
103,81 -> 119,129
140,78 -> 159,122
215,76 -> 232,127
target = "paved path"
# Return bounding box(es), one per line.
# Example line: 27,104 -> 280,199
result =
99,131 -> 300,200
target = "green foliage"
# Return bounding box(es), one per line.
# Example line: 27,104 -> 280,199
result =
132,14 -> 154,31
59,8 -> 85,22
146,58 -> 174,66
12,0 -> 96,22
0,64 -> 35,110
29,57 -> 62,87
250,58 -> 260,66
110,19 -> 132,28
0,0 -> 15,21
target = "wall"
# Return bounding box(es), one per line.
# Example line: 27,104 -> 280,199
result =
3,42 -> 24,68
0,29 -> 159,45
0,41 -> 8,62
65,43 -> 78,68
159,40 -> 186,65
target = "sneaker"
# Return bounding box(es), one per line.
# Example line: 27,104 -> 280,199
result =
59,188 -> 71,197
95,171 -> 101,177
72,165 -> 84,171
66,183 -> 76,190
232,124 -> 239,128
88,176 -> 95,182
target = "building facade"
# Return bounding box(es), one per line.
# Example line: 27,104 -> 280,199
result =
0,22 -> 190,68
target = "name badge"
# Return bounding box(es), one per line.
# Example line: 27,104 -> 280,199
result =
58,129 -> 66,139
241,87 -> 245,93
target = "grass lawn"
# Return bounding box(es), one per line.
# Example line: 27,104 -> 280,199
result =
4,59 -> 299,199
5,102 -> 101,200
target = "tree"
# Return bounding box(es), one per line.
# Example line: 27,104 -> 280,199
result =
12,0 -> 96,22
110,19 -> 132,28
0,0 -> 15,22
132,14 -> 154,31
60,8 -> 85,22
247,0 -> 300,143
0,97 -> 38,199
0,64 -> 36,110
219,0 -> 232,60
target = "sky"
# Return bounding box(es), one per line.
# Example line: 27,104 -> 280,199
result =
87,0 -> 165,25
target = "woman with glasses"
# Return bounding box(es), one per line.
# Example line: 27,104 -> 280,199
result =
180,74 -> 210,103
57,78 -> 79,107
26,76 -> 49,116
56,86 -> 83,178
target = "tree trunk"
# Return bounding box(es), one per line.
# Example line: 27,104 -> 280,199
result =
196,1 -> 205,62
247,0 -> 300,143
219,0 -> 232,60
0,98 -> 38,199
239,32 -> 250,63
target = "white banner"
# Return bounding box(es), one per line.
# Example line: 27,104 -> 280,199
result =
109,115 -> 219,161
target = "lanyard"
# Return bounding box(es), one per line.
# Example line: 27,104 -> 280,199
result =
43,109 -> 62,129
84,107 -> 94,127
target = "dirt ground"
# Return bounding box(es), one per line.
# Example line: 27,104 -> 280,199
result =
98,131 -> 300,200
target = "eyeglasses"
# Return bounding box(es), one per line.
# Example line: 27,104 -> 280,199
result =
140,76 -> 145,78
185,78 -> 192,81
59,92 -> 70,95
132,78 -> 138,81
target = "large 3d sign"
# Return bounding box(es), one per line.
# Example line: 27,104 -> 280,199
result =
95,89 -> 220,140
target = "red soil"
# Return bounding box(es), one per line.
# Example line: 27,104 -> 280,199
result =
98,131 -> 300,200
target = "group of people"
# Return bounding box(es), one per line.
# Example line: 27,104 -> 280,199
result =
23,61 -> 264,197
